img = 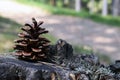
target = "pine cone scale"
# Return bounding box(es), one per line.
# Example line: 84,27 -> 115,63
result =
18,33 -> 32,39
38,30 -> 48,34
24,23 -> 33,29
38,37 -> 50,42
17,43 -> 27,47
14,39 -> 27,43
37,21 -> 44,27
29,39 -> 38,42
32,48 -> 42,52
14,45 -> 24,50
37,28 -> 45,32
32,18 -> 37,27
15,51 -> 23,56
38,54 -> 45,57
22,52 -> 31,56
21,27 -> 32,34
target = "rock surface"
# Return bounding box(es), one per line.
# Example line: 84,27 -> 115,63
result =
0,57 -> 71,80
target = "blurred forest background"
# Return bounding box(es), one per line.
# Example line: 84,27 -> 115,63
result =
38,0 -> 120,16
0,0 -> 120,63
20,0 -> 120,26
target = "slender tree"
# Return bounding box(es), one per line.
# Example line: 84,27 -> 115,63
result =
89,0 -> 94,14
102,0 -> 108,16
75,0 -> 81,12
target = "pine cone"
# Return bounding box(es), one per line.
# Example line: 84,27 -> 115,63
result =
14,18 -> 50,61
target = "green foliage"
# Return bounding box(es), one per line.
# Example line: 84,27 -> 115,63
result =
16,0 -> 120,27
97,53 -> 112,64
43,34 -> 57,44
73,45 -> 93,54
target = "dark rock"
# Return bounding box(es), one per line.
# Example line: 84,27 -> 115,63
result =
109,60 -> 120,73
49,39 -> 73,64
0,57 -> 70,80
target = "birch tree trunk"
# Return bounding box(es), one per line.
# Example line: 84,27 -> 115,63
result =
90,0 -> 94,14
75,0 -> 81,12
102,0 -> 108,16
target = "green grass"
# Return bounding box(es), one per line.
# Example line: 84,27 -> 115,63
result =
16,0 -> 120,27
73,45 -> 111,64
73,45 -> 93,54
0,16 -> 21,52
43,34 -> 57,44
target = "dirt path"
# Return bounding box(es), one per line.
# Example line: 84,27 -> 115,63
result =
0,0 -> 120,60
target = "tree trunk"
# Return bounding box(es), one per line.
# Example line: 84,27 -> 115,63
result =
62,0 -> 69,7
50,0 -> 56,6
102,0 -> 108,16
112,0 -> 119,16
75,0 -> 81,12
89,0 -> 94,14
69,0 -> 75,9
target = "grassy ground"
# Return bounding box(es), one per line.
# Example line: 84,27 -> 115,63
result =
16,0 -> 120,27
73,45 -> 111,64
0,16 -> 21,53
